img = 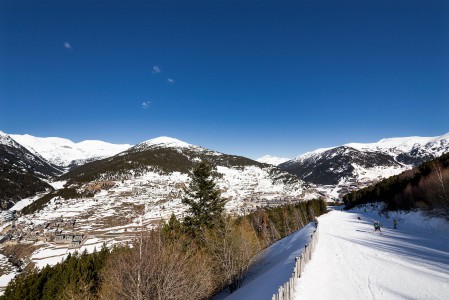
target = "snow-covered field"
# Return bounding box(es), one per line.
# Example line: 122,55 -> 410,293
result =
295,208 -> 449,300
30,237 -> 117,269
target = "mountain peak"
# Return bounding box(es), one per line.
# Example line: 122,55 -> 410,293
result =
137,136 -> 192,149
0,131 -> 20,148
10,133 -> 132,168
256,155 -> 290,166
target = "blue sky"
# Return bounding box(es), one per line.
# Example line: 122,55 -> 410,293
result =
1,0 -> 448,159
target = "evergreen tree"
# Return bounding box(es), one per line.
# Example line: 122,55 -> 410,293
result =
182,162 -> 226,230
161,213 -> 184,242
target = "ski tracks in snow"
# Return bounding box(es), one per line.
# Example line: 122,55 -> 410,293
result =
294,210 -> 449,300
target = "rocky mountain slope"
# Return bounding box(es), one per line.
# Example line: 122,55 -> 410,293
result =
10,134 -> 131,169
0,131 -> 60,209
279,132 -> 449,199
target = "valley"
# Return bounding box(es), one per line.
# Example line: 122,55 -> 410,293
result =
1,130 -> 449,295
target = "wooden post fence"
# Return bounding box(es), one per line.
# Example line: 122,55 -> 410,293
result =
271,221 -> 319,300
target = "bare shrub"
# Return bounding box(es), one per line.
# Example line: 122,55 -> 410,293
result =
100,231 -> 213,300
203,217 -> 262,293
426,162 -> 449,220
58,279 -> 96,300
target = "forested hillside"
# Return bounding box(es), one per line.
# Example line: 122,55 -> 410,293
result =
343,152 -> 449,219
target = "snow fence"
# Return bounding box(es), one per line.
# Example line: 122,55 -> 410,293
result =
271,221 -> 319,300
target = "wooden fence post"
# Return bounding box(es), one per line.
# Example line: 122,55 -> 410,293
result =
271,223 -> 320,300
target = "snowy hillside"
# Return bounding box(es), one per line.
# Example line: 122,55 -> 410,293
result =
0,131 -> 58,208
346,132 -> 449,165
256,155 -> 290,166
57,136 -> 319,208
289,132 -> 449,166
0,131 -> 61,178
133,136 -> 191,150
279,132 -> 449,200
0,136 -> 318,288
11,136 -> 318,257
10,133 -> 132,168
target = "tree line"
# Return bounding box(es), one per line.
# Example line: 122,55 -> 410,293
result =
343,152 -> 449,219
1,162 -> 327,300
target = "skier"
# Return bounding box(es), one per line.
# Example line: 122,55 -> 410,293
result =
374,221 -> 382,234
393,219 -> 397,229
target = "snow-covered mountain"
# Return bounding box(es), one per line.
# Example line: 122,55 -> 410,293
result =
279,132 -> 449,200
16,136 -> 319,221
0,131 -> 58,208
59,136 -> 318,205
10,134 -> 132,169
256,155 -> 290,166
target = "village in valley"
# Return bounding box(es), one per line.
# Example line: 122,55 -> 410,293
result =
0,171 -> 312,291
1,210 -> 86,249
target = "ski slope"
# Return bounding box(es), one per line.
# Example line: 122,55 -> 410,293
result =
295,208 -> 449,300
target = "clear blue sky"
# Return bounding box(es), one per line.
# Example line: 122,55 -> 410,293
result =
1,0 -> 448,159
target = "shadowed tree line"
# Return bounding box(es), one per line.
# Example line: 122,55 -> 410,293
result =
343,152 -> 449,220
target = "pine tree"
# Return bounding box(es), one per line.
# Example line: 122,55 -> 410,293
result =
182,162 -> 226,231
161,213 -> 184,242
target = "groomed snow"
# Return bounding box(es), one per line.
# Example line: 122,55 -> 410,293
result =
294,208 -> 449,300
215,208 -> 449,300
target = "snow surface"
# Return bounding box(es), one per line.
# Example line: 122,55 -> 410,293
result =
0,131 -> 22,149
9,133 -> 131,167
0,272 -> 17,292
0,253 -> 18,294
292,147 -> 335,162
30,237 -> 112,269
294,208 -> 449,300
215,207 -> 449,300
138,136 -> 191,149
347,132 -> 449,154
9,195 -> 41,211
214,223 -> 317,300
256,155 -> 290,166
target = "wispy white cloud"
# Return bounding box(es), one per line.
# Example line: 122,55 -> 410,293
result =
63,41 -> 72,49
167,78 -> 175,84
152,66 -> 161,73
142,101 -> 151,109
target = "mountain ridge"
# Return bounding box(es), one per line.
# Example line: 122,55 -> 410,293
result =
10,133 -> 132,169
256,155 -> 290,166
0,131 -> 59,208
279,132 -> 449,200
